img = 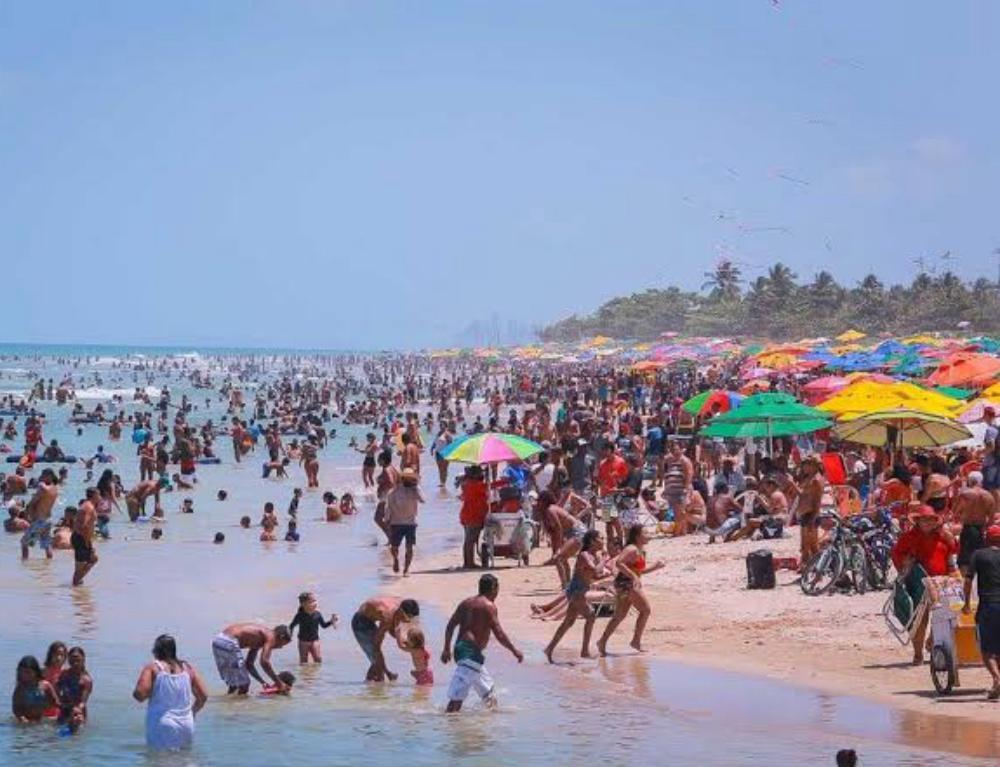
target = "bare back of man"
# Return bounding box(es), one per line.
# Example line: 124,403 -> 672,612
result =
213,622 -> 290,694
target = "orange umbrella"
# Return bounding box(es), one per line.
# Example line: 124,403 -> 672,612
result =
926,355 -> 1000,388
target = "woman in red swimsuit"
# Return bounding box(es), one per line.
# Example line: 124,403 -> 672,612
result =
597,524 -> 664,656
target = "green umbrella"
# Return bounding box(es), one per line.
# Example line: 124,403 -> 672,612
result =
932,385 -> 974,401
831,408 -> 971,448
699,392 -> 833,442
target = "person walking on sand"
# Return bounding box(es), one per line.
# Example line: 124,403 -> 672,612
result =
20,468 -> 59,561
210,623 -> 291,695
133,634 -> 208,751
597,524 -> 664,657
441,573 -> 523,713
385,467 -> 423,575
350,597 -> 420,681
545,529 -> 607,662
963,524 -> 1000,699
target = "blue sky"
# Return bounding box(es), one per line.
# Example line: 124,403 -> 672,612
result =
1,2 -> 998,349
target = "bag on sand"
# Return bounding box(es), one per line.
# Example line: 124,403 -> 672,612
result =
746,549 -> 775,590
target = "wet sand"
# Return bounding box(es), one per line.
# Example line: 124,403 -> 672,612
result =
402,529 -> 1000,756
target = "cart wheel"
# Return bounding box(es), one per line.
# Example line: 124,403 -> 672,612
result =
521,551 -> 530,567
930,645 -> 955,695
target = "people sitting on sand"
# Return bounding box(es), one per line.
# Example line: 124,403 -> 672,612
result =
704,481 -> 742,543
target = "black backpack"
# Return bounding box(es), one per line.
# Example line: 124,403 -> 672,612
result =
746,549 -> 775,590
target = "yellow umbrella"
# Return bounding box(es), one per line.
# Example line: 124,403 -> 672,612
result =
982,382 -> 1000,400
817,380 -> 965,420
836,329 -> 867,342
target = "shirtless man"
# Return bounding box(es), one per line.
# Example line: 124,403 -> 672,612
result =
955,471 -> 997,575
350,597 -> 419,681
4,467 -> 27,499
230,417 -> 245,464
300,436 -> 320,489
400,432 -> 421,476
20,468 -> 59,560
72,488 -> 99,586
211,623 -> 291,694
125,479 -> 162,521
797,456 -> 825,564
441,573 -> 523,713
537,491 -> 587,587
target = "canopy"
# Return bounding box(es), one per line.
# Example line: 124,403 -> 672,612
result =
926,354 -> 1000,388
832,408 -> 971,448
699,392 -> 832,439
439,433 -> 544,464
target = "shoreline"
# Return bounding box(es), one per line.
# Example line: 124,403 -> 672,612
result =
395,529 -> 1000,731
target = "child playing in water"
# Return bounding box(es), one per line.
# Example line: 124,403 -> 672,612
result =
339,493 -> 356,516
323,491 -> 341,522
406,628 -> 433,686
56,646 -> 92,726
12,656 -> 60,722
289,592 -> 337,663
260,671 -> 297,696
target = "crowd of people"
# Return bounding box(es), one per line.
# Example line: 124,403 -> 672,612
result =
2,348 -> 998,758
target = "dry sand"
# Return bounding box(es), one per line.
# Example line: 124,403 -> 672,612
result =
400,529 -> 1000,726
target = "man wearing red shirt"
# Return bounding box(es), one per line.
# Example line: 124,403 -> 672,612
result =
459,466 -> 489,570
891,506 -> 959,664
596,444 -> 628,498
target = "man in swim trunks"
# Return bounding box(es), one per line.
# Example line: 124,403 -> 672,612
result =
954,471 -> 997,575
385,468 -> 423,575
125,479 -> 162,521
351,597 -> 419,682
20,468 -> 58,560
211,623 -> 291,695
441,573 -> 523,713
797,456 -> 825,564
71,488 -> 99,586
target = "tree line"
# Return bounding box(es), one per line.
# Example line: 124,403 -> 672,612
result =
538,261 -> 1000,342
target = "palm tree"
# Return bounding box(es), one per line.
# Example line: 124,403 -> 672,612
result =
701,259 -> 743,302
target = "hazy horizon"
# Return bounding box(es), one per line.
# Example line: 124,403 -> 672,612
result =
3,2 -> 998,349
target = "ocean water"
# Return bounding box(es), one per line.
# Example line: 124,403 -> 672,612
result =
0,360 -> 995,766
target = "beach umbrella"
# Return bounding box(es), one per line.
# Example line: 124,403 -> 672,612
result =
927,355 -> 1000,388
699,392 -> 832,443
836,329 -> 867,342
817,380 -> 965,420
931,385 -> 974,401
982,382 -> 1000,400
681,389 -> 741,416
832,408 -> 971,448
439,433 -> 544,465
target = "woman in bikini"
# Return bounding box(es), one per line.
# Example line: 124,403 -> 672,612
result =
544,529 -> 608,662
597,524 -> 664,656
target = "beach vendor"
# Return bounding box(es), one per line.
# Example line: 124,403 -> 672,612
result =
210,623 -> 291,695
891,506 -> 959,664
441,574 -> 523,713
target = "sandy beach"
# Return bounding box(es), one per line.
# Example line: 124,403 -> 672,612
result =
403,529 -> 1000,727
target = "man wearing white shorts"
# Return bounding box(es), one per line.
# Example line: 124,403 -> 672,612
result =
441,573 -> 523,713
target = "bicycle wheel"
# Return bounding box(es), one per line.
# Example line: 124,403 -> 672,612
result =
848,543 -> 868,595
866,538 -> 892,590
801,545 -> 845,596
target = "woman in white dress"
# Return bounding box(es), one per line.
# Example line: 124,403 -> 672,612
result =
132,634 -> 208,750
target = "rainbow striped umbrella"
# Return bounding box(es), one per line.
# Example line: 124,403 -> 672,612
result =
439,433 -> 544,465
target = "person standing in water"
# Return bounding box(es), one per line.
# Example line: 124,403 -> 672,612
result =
441,573 -> 523,713
210,623 -> 291,695
133,634 -> 209,751
385,467 -> 424,576
20,468 -> 59,561
350,597 -> 419,682
71,488 -> 99,587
